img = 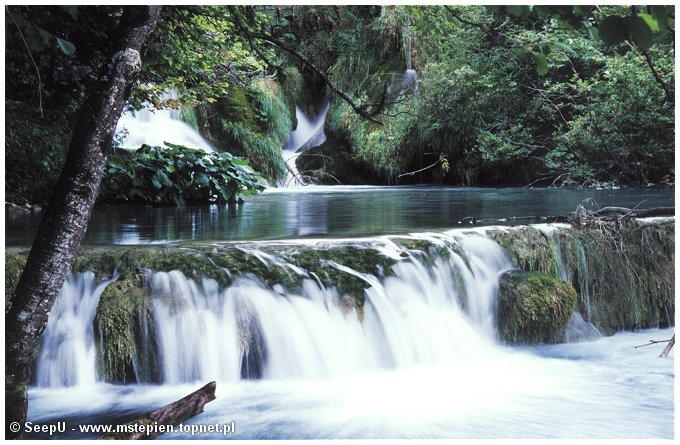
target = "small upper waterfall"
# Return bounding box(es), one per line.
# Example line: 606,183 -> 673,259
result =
281,100 -> 330,187
115,90 -> 215,152
401,22 -> 419,98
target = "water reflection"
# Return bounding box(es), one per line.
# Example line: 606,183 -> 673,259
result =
6,186 -> 674,246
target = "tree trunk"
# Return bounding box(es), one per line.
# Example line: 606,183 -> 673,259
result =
5,6 -> 161,439
101,381 -> 217,440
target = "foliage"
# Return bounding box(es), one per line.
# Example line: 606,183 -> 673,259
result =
5,5 -> 676,197
5,100 -> 73,204
130,6 -> 270,110
99,144 -> 265,206
195,79 -> 290,180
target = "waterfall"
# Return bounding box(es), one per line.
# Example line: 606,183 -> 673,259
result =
281,100 -> 331,187
35,231 -> 514,386
564,244 -> 602,342
115,90 -> 215,152
35,272 -> 118,387
144,232 -> 512,383
401,22 -> 419,99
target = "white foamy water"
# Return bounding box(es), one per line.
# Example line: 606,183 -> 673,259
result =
115,91 -> 215,152
35,272 -> 118,387
28,328 -> 674,439
29,230 -> 674,439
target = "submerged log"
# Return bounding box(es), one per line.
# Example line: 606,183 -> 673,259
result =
659,334 -> 675,358
101,381 -> 216,440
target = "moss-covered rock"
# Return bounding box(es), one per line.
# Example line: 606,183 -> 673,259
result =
73,246 -> 230,285
489,220 -> 674,336
194,80 -> 290,181
285,245 -> 397,308
93,274 -> 158,383
497,270 -> 578,344
5,251 -> 27,312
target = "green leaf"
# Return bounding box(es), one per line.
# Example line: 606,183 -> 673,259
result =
623,16 -> 653,50
56,37 -> 75,56
505,5 -> 530,17
61,6 -> 78,20
587,26 -> 600,42
650,6 -> 669,31
598,16 -> 628,46
637,13 -> 660,32
534,53 -> 549,76
194,172 -> 210,186
153,171 -> 172,187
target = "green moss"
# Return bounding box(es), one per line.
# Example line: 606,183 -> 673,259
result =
73,246 -> 230,285
285,245 -> 397,308
489,220 -> 675,336
489,227 -> 563,278
195,80 -> 290,181
180,106 -> 200,131
5,252 -> 28,312
498,270 -> 578,344
93,275 -> 157,383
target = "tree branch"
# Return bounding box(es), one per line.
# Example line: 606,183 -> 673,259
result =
226,6 -> 384,125
6,6 -> 43,117
253,31 -> 384,125
642,50 -> 674,104
101,381 -> 217,440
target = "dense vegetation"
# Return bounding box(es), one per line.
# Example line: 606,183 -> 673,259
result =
5,5 -> 674,205
100,144 -> 265,206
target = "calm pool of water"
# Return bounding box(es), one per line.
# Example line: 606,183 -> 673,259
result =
6,186 -> 674,246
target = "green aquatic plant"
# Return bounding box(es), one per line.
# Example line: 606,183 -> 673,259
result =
99,143 -> 265,206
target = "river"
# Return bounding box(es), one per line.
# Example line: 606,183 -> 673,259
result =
9,185 -> 675,439
6,186 -> 674,246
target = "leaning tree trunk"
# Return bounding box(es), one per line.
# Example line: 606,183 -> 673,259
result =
5,6 -> 161,439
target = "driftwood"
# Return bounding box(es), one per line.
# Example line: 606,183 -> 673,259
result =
101,381 -> 216,440
592,206 -> 675,218
659,334 -> 675,358
457,205 -> 674,228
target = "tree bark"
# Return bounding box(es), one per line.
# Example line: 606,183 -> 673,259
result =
5,6 -> 161,439
100,381 -> 217,440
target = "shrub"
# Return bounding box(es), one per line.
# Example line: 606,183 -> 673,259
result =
99,143 -> 265,206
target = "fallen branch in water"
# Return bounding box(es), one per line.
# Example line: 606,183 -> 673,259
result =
457,204 -> 674,229
634,338 -> 674,349
100,381 -> 216,440
659,334 -> 675,358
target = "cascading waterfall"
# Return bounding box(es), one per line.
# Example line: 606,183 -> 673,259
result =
149,232 -> 512,383
35,272 -> 118,387
115,90 -> 215,152
281,100 -> 331,187
35,231 -> 517,387
28,227 -> 673,439
564,244 -> 602,342
538,226 -> 602,343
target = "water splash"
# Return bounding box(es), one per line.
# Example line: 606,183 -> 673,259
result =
35,272 -> 118,387
115,90 -> 215,152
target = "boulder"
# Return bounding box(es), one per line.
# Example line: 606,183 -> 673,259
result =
497,270 -> 577,344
